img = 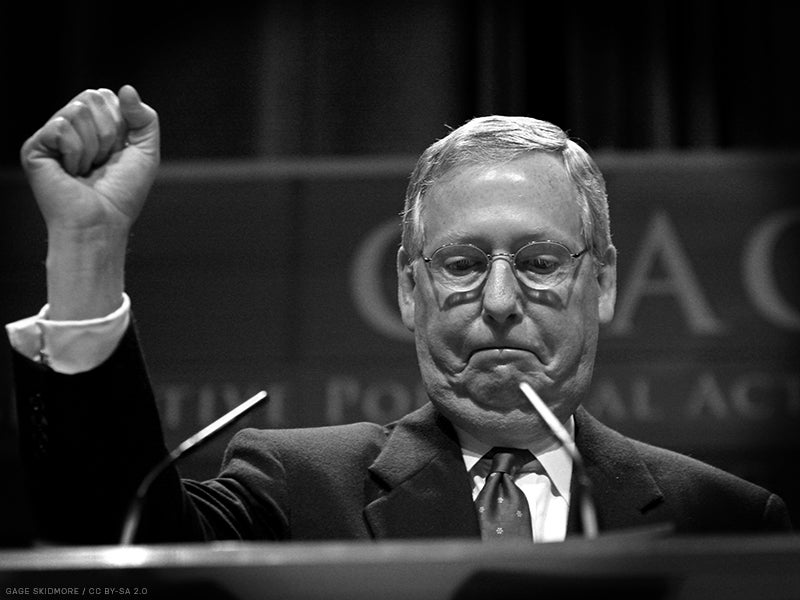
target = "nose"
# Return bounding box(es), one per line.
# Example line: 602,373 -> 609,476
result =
481,256 -> 522,324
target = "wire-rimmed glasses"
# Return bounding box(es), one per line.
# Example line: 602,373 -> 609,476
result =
421,240 -> 589,292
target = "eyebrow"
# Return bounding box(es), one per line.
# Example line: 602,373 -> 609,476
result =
431,230 -> 577,251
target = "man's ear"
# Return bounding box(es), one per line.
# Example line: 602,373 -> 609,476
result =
397,247 -> 416,332
597,245 -> 617,324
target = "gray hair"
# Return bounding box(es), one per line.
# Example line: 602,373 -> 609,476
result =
401,115 -> 611,260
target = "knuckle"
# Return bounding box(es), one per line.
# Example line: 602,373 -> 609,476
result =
52,115 -> 71,132
84,90 -> 106,108
66,100 -> 91,120
19,140 -> 35,166
98,88 -> 120,109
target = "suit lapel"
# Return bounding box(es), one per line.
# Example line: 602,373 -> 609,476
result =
568,406 -> 668,535
364,404 -> 480,539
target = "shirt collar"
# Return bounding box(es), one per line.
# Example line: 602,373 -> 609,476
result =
455,417 -> 575,500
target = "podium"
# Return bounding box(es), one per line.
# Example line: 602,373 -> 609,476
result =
2,534 -> 799,599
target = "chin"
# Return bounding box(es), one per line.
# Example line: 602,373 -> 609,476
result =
430,390 -> 548,447
460,371 -> 542,410
457,406 -> 546,447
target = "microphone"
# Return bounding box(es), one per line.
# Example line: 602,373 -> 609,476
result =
518,382 -> 598,539
120,390 -> 269,545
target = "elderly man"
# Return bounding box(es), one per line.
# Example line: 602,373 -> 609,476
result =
7,86 -> 791,545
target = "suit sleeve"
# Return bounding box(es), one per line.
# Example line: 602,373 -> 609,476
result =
12,320 -> 199,544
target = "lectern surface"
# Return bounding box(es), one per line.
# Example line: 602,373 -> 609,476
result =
1,533 -> 798,600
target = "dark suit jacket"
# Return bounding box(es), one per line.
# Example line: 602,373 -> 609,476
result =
12,325 -> 792,545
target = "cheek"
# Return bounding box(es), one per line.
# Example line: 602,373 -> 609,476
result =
536,291 -> 599,362
417,314 -> 465,364
413,292 -> 474,368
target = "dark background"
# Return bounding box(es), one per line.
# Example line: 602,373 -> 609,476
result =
1,1 -> 798,547
2,0 -> 799,165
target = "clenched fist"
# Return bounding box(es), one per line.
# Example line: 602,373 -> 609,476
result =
20,85 -> 160,320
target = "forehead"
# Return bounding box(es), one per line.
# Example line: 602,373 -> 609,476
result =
423,153 -> 583,248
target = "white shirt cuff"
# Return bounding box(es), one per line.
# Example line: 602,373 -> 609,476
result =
5,294 -> 131,374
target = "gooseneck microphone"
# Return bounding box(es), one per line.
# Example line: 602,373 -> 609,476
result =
518,381 -> 598,539
120,390 -> 269,545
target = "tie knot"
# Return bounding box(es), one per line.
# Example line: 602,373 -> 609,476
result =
486,447 -> 535,476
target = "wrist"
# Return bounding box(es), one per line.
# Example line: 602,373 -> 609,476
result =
45,226 -> 129,320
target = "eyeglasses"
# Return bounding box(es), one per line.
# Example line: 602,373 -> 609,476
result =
421,240 -> 590,292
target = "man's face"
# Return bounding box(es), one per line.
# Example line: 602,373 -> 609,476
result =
398,153 -> 616,447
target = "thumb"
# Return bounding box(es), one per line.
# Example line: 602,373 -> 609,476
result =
118,84 -> 159,148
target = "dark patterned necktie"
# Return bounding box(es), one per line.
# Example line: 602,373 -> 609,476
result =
474,447 -> 534,541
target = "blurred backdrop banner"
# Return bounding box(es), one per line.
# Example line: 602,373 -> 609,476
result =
1,153 -> 797,502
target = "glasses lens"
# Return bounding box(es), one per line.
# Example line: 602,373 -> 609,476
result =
430,245 -> 487,291
515,242 -> 572,289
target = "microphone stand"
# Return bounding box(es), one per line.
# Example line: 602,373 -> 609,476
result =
519,382 -> 598,539
119,390 -> 269,545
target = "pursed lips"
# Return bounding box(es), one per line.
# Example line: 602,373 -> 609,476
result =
468,346 -> 537,360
